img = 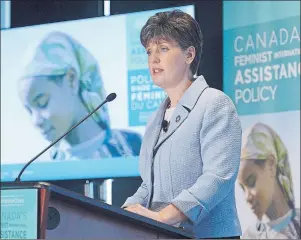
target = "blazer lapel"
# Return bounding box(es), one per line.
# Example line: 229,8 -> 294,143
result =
144,99 -> 169,159
152,75 -> 209,155
154,105 -> 189,152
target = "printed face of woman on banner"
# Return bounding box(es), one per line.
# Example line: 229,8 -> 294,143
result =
17,31 -> 110,144
238,122 -> 295,220
18,68 -> 82,142
238,157 -> 278,219
17,31 -> 142,160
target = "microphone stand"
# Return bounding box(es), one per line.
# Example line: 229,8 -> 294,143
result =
14,93 -> 116,182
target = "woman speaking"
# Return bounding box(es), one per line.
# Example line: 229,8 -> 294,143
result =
122,9 -> 242,239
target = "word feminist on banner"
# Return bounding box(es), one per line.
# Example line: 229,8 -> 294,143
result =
224,16 -> 300,115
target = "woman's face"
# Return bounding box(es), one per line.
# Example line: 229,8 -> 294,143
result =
18,73 -> 79,142
238,159 -> 276,220
146,39 -> 193,89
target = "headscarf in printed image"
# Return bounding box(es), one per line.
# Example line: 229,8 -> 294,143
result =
241,122 -> 295,207
20,31 -> 110,130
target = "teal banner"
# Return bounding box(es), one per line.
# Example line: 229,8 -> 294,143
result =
1,189 -> 38,239
224,15 -> 300,115
223,2 -> 300,239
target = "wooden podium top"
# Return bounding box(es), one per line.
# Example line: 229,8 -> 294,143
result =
1,181 -> 193,239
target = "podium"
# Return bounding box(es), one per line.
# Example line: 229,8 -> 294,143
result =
0,182 -> 193,239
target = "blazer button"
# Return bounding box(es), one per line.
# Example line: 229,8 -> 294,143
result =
176,115 -> 181,122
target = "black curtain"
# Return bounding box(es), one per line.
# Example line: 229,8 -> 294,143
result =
11,0 -> 103,27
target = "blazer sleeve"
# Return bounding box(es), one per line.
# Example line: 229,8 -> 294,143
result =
171,93 -> 242,224
121,181 -> 149,208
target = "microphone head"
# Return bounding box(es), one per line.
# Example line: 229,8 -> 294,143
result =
106,93 -> 117,102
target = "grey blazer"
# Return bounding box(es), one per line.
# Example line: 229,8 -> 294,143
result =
123,76 -> 242,238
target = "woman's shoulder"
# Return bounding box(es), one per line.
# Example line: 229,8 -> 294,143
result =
201,87 -> 234,105
196,87 -> 237,116
109,129 -> 142,156
111,129 -> 142,142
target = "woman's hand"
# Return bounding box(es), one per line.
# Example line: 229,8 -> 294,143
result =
124,203 -> 187,225
124,204 -> 164,222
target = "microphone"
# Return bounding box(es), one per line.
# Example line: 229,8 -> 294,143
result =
106,93 -> 117,102
162,120 -> 169,133
14,93 -> 117,182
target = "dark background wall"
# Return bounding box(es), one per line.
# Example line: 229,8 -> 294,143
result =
11,0 -> 103,27
8,0 -> 223,206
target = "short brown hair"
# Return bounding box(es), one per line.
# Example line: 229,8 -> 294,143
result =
140,9 -> 203,76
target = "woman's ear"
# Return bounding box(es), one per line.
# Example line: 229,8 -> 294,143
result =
65,68 -> 79,94
185,46 -> 196,64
